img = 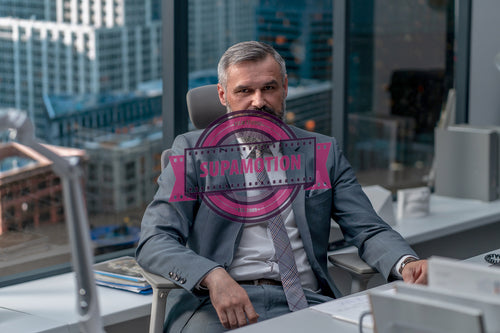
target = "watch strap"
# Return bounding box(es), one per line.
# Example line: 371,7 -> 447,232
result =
398,257 -> 419,275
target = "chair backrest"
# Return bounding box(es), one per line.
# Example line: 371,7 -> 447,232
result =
161,85 -> 226,170
186,84 -> 227,129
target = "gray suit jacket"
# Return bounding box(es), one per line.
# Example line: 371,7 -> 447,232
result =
136,126 -> 416,328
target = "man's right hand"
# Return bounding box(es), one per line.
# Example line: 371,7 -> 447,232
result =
201,268 -> 259,329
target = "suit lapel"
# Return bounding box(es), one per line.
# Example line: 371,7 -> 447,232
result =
284,142 -> 313,251
284,136 -> 323,275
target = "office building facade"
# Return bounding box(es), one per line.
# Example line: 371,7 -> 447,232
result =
188,0 -> 258,72
0,141 -> 86,235
0,0 -> 161,137
256,0 -> 333,83
43,88 -> 162,147
286,81 -> 332,135
79,123 -> 163,215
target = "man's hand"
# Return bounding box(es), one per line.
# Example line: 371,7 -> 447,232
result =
201,268 -> 259,329
401,259 -> 428,285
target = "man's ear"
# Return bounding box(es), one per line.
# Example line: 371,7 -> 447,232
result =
217,83 -> 227,106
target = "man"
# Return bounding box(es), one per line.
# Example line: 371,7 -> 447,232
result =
136,41 -> 427,332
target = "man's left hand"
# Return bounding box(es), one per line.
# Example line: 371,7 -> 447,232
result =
401,259 -> 428,284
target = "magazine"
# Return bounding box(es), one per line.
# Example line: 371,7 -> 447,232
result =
95,280 -> 152,295
94,271 -> 150,288
93,256 -> 151,294
93,256 -> 146,282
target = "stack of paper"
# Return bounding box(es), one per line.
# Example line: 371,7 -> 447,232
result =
93,256 -> 152,294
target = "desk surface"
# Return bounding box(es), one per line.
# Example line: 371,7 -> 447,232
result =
2,195 -> 500,333
466,248 -> 500,265
392,195 -> 500,244
233,285 -> 397,333
235,248 -> 500,333
331,195 -> 500,257
234,305 -> 359,333
0,307 -> 64,333
0,273 -> 152,332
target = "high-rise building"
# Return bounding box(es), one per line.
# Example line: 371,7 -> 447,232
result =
0,0 -> 162,138
78,122 -> 163,215
0,0 -> 161,27
188,0 -> 258,72
256,0 -> 332,83
286,81 -> 332,135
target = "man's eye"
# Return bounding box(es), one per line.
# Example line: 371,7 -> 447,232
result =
264,86 -> 274,90
237,89 -> 249,93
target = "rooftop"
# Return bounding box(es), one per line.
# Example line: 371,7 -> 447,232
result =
44,90 -> 158,119
0,142 -> 86,181
77,121 -> 163,151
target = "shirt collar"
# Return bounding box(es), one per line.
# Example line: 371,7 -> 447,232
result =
236,137 -> 280,159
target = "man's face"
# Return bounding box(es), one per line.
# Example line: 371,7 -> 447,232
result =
217,55 -> 288,120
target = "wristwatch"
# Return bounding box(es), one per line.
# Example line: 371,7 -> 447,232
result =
399,257 -> 419,275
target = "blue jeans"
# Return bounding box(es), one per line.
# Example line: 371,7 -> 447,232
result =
174,285 -> 333,333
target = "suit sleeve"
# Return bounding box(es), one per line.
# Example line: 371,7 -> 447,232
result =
135,134 -> 221,291
328,138 -> 417,280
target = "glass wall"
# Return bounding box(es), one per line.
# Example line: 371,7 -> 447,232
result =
346,0 -> 454,191
186,0 -> 454,192
187,0 -> 334,134
0,0 -> 163,283
0,0 -> 454,284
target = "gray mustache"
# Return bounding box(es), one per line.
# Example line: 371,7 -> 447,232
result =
252,105 -> 276,115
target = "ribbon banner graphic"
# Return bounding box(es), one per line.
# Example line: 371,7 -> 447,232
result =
168,110 -> 331,223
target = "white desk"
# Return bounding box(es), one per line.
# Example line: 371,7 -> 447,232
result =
332,195 -> 500,259
466,248 -> 500,265
235,248 -> 500,333
0,273 -> 152,332
0,307 -> 65,333
234,305 -> 361,333
394,196 -> 500,245
329,195 -> 500,294
2,196 -> 500,333
233,284 -> 397,333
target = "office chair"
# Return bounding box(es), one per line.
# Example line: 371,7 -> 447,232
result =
142,84 -> 376,333
141,84 -> 225,333
328,252 -> 378,294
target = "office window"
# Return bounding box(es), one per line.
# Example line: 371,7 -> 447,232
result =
186,0 -> 453,193
0,0 -> 455,286
345,1 -> 454,191
189,0 -> 450,189
187,0 -> 333,134
125,161 -> 136,180
0,0 -> 163,284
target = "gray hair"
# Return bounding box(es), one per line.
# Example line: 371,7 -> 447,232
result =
217,41 -> 287,89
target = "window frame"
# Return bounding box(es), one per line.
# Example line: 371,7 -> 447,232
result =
0,0 -> 468,287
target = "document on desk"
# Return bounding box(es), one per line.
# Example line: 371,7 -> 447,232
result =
310,288 -> 395,329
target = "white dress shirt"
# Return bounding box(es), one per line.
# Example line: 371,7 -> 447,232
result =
227,141 -> 319,292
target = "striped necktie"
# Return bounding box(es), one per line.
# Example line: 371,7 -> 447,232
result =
254,147 -> 308,311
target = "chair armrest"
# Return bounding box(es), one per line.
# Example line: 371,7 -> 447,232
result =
328,253 -> 377,275
329,253 -> 379,294
140,269 -> 179,333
